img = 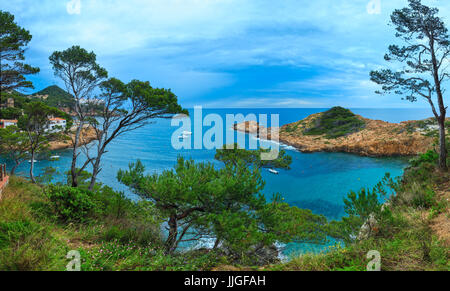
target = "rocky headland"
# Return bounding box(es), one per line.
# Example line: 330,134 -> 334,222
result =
48,126 -> 98,150
233,107 -> 444,157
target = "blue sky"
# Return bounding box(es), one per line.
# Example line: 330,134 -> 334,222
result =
1,0 -> 448,108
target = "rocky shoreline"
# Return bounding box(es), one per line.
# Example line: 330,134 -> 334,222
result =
233,112 -> 441,157
48,127 -> 98,150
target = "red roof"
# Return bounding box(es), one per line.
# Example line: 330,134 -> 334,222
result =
49,117 -> 66,121
0,119 -> 18,123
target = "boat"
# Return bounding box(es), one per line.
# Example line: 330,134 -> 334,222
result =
268,169 -> 279,175
178,134 -> 190,140
50,155 -> 60,161
28,160 -> 38,163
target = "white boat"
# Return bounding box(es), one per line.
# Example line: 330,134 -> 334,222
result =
50,155 -> 60,160
268,169 -> 279,175
178,134 -> 190,139
28,160 -> 38,163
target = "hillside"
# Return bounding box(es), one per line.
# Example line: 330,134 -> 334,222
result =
32,85 -> 75,109
234,107 -> 441,157
0,151 -> 448,271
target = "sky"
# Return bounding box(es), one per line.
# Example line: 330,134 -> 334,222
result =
1,0 -> 449,108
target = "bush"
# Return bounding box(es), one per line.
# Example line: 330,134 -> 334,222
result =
45,185 -> 99,223
92,186 -> 134,220
409,150 -> 438,168
303,107 -> 365,138
411,187 -> 436,209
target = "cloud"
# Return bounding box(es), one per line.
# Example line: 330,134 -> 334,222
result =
1,0 -> 448,108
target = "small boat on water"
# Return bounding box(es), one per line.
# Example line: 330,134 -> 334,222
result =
28,160 -> 38,163
268,169 -> 279,175
50,155 -> 60,161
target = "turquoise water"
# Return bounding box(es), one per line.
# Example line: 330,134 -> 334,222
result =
1,108 -> 429,255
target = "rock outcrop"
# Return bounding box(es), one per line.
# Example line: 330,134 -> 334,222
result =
48,126 -> 98,150
234,110 -> 441,157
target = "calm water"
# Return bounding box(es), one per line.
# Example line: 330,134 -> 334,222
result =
1,108 -> 431,256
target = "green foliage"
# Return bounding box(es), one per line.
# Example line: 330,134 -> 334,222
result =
125,79 -> 187,116
0,107 -> 21,119
0,125 -> 30,174
45,185 -> 99,223
215,143 -> 292,170
328,173 -> 400,244
32,85 -> 75,109
303,107 -> 365,138
118,152 -> 326,259
343,188 -> 382,222
65,168 -> 92,187
49,46 -> 108,94
0,10 -> 40,91
409,150 -> 439,168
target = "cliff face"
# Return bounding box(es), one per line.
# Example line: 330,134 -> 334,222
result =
234,112 -> 439,157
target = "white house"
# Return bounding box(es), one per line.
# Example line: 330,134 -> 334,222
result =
0,119 -> 18,129
46,117 -> 67,132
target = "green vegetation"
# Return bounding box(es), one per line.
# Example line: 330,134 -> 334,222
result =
117,152 -> 326,262
270,149 -> 449,271
1,144 -> 447,271
303,106 -> 366,139
215,143 -> 292,170
1,4 -> 448,272
0,10 -> 40,92
0,126 -> 30,175
31,85 -> 75,109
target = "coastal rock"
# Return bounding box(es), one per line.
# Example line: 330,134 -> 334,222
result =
357,214 -> 378,241
233,120 -> 262,135
48,126 -> 98,150
234,111 -> 440,157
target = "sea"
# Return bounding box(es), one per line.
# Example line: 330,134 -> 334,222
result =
0,108 -> 433,257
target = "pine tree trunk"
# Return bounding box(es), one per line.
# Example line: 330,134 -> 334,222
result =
30,150 -> 36,183
438,117 -> 447,171
165,215 -> 178,254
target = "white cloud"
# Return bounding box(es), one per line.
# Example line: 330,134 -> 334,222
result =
2,0 -> 449,108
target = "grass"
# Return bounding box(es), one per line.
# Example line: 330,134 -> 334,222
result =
0,149 -> 448,271
0,177 -> 224,271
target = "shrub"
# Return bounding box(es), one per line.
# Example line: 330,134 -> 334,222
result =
45,185 -> 99,223
303,107 -> 365,138
411,187 -> 436,209
409,150 -> 438,168
92,186 -> 134,219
